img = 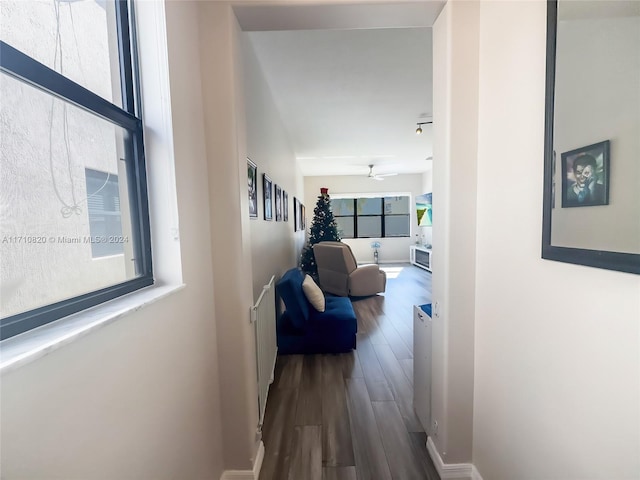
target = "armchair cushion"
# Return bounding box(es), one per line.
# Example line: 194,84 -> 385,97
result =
313,241 -> 386,297
348,264 -> 387,297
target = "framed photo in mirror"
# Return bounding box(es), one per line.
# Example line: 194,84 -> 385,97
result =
561,140 -> 609,208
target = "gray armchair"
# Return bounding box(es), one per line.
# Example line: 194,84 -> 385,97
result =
313,241 -> 386,297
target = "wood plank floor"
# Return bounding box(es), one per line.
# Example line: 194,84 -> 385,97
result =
261,264 -> 439,480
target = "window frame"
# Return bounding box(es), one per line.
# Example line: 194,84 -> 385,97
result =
0,0 -> 153,340
333,196 -> 411,239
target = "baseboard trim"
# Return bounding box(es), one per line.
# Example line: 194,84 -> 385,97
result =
471,465 -> 484,480
426,436 -> 481,480
220,441 -> 264,480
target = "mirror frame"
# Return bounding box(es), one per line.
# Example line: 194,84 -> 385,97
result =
542,0 -> 640,275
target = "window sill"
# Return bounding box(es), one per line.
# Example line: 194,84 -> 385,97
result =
0,284 -> 184,374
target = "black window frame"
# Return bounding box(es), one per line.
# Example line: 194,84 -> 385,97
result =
334,196 -> 411,239
0,0 -> 153,340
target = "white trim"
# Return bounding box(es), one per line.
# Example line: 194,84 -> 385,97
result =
471,465 -> 484,480
220,441 -> 264,480
136,0 -> 183,286
0,285 -> 184,374
426,436 -> 476,479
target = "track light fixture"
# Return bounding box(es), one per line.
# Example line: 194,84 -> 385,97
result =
415,121 -> 433,135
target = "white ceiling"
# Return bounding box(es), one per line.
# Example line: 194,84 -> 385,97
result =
240,2 -> 443,177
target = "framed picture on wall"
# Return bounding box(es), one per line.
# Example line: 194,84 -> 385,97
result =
293,197 -> 299,231
300,204 -> 306,231
247,158 -> 257,218
561,140 -> 610,208
263,174 -> 273,220
275,185 -> 282,221
283,191 -> 289,222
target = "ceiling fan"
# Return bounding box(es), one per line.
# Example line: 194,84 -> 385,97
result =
367,164 -> 398,181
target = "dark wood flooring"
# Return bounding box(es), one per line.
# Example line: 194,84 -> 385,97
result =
260,264 -> 439,480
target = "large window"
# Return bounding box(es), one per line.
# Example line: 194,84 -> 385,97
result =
333,196 -> 411,239
0,0 -> 152,340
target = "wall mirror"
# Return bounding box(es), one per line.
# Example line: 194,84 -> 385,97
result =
543,0 -> 640,274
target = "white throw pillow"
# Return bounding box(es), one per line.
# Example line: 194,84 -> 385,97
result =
302,275 -> 325,312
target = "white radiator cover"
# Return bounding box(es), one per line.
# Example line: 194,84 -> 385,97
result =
251,275 -> 277,430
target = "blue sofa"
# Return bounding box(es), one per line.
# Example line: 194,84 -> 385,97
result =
276,268 -> 357,354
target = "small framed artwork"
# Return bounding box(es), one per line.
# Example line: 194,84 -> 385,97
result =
283,191 -> 289,222
300,204 -> 306,231
275,184 -> 282,221
247,158 -> 257,218
293,197 -> 299,231
561,140 -> 610,208
263,174 -> 273,220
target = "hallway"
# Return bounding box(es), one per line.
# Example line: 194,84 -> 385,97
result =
260,265 -> 439,480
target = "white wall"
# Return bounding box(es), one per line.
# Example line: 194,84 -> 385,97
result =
197,2 -> 261,471
0,2 -> 226,478
243,35 -> 306,298
430,0 -> 479,464
304,174 -> 424,264
473,1 -> 640,479
552,15 -> 640,253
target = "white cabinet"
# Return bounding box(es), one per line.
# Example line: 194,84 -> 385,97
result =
413,304 -> 432,433
410,245 -> 432,271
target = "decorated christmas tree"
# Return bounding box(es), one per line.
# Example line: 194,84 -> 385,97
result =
300,187 -> 341,279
